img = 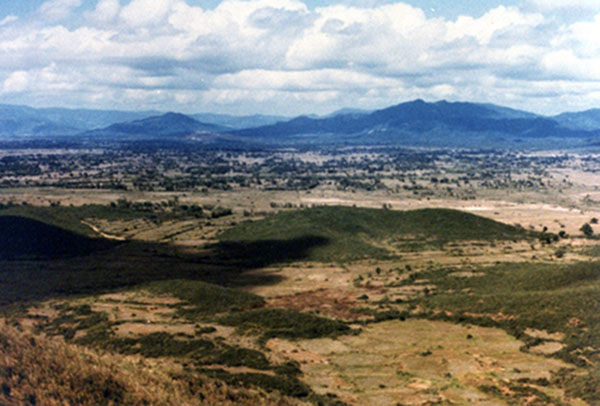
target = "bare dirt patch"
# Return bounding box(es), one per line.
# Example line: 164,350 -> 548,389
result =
524,328 -> 566,342
529,341 -> 566,355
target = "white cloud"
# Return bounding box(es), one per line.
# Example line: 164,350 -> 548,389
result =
2,71 -> 29,93
541,50 -> 600,80
120,0 -> 177,27
555,14 -> 600,57
0,15 -> 18,26
0,0 -> 599,115
38,0 -> 83,21
213,69 -> 395,91
86,0 -> 121,24
446,6 -> 543,45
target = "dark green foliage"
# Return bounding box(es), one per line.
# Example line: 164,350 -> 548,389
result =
199,368 -> 312,398
581,223 -> 594,237
219,206 -> 531,262
112,332 -> 215,358
210,206 -> 233,218
208,347 -> 271,370
274,361 -> 302,377
142,279 -> 264,316
219,308 -> 352,340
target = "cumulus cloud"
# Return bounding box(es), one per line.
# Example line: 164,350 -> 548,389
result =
446,6 -> 543,45
0,0 -> 599,114
86,0 -> 121,24
120,0 -> 177,27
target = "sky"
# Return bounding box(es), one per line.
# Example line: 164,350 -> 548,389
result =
0,0 -> 599,116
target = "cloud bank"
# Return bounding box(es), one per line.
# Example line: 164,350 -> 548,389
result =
0,0 -> 599,115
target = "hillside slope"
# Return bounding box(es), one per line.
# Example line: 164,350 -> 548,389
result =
219,206 -> 532,262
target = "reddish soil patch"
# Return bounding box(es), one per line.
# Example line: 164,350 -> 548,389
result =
265,288 -> 369,321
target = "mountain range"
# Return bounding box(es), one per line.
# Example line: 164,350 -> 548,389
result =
2,100 -> 600,149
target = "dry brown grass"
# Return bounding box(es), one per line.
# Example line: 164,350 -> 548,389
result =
0,321 -> 305,406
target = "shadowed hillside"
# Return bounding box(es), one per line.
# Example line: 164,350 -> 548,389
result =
0,208 -> 329,305
0,216 -> 117,260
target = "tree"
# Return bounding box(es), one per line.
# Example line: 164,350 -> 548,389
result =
580,223 -> 594,237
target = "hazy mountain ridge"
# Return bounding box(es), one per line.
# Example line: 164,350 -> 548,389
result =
0,105 -> 285,138
552,108 -> 600,131
231,100 -> 600,148
2,100 -> 600,149
82,112 -> 226,139
0,104 -> 162,138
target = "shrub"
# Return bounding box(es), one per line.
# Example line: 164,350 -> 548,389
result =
580,223 -> 594,237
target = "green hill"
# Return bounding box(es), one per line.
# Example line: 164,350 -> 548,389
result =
218,206 -> 531,262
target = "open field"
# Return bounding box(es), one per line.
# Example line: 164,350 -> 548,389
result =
1,147 -> 600,405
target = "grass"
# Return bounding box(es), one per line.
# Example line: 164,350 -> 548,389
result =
219,206 -> 533,262
0,322 -> 302,406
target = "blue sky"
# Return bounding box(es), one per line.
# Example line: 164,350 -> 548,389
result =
0,0 -> 599,115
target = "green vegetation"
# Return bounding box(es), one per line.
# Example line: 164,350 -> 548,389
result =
219,308 -> 354,340
142,279 -> 265,316
199,368 -> 311,398
219,206 -> 533,262
409,262 -> 600,343
581,223 -> 595,237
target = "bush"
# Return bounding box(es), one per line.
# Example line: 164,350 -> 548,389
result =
580,223 -> 594,237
